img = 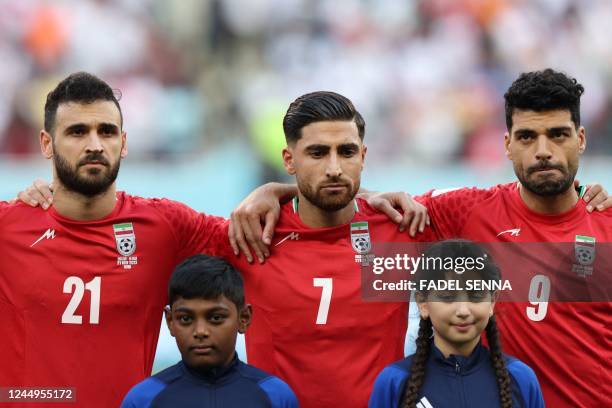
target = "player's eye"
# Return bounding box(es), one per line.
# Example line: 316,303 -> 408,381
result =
209,314 -> 227,324
550,131 -> 568,139
433,291 -> 455,302
515,132 -> 534,141
178,315 -> 193,324
339,147 -> 357,157
310,150 -> 324,158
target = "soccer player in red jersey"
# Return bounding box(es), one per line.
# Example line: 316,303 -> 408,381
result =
224,92 -> 437,408
415,69 -> 611,407
0,72 -> 291,408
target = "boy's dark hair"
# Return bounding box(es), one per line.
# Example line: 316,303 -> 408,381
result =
283,91 -> 365,144
504,68 -> 584,131
44,71 -> 123,133
168,255 -> 245,311
402,240 -> 512,408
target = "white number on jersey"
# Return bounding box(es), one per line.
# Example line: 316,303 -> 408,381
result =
526,274 -> 550,322
313,278 -> 333,325
62,276 -> 101,324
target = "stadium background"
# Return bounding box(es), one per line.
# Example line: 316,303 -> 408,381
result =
0,0 -> 609,372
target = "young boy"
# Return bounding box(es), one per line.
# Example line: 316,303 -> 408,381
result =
121,255 -> 299,407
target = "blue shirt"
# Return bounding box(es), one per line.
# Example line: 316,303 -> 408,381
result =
121,356 -> 299,408
369,342 -> 545,408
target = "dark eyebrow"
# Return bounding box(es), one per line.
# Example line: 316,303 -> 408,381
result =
64,123 -> 89,135
337,143 -> 360,150
305,144 -> 330,152
513,128 -> 536,135
548,126 -> 572,133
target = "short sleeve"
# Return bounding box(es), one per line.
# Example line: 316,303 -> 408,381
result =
149,198 -> 232,262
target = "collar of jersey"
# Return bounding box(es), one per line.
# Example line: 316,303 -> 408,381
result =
180,353 -> 240,384
430,339 -> 487,374
510,182 -> 586,225
46,192 -> 126,225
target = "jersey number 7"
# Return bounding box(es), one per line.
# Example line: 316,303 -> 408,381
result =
314,278 -> 332,325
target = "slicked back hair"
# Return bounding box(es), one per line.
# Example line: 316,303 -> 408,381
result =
168,255 -> 245,311
44,71 -> 123,134
504,68 -> 584,131
283,91 -> 365,144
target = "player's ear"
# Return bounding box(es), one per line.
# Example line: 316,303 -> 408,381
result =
120,131 -> 128,158
282,147 -> 296,175
577,126 -> 586,155
238,304 -> 252,334
40,130 -> 53,159
416,295 -> 429,319
361,144 -> 367,169
504,132 -> 512,160
164,305 -> 175,337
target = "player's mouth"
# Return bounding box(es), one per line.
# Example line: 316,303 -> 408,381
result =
452,323 -> 474,333
320,184 -> 348,193
190,344 -> 215,355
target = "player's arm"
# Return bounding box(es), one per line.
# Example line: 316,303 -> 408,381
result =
358,190 -> 430,237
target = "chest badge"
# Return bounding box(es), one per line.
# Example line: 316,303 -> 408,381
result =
113,222 -> 138,269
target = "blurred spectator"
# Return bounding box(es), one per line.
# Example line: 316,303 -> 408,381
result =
1,0 -> 611,168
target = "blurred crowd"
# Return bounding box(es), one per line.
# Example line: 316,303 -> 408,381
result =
1,0 -> 611,174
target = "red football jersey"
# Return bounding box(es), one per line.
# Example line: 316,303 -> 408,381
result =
229,198 -> 436,408
421,182 -> 612,407
0,193 -> 228,408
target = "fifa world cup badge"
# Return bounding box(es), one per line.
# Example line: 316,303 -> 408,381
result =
113,222 -> 138,269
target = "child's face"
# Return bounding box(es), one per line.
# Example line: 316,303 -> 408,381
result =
418,290 -> 495,357
165,295 -> 251,370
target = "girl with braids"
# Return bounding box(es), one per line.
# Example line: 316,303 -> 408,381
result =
369,240 -> 544,408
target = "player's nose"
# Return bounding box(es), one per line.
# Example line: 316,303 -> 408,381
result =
534,135 -> 553,161
85,131 -> 104,153
454,302 -> 471,317
325,153 -> 342,178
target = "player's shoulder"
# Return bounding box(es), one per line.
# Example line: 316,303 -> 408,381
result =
375,357 -> 412,386
120,364 -> 182,408
237,361 -> 298,406
0,200 -> 45,225
428,182 -> 514,202
504,355 -> 538,384
355,198 -> 396,222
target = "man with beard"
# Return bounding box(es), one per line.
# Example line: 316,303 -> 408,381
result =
0,72 -> 292,408
221,91 -> 438,408
414,69 -> 612,407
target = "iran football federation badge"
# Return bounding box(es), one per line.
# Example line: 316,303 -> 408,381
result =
114,223 -> 137,256
351,221 -> 371,254
572,235 -> 596,277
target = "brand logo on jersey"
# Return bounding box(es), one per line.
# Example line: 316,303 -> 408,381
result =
31,228 -> 56,247
496,228 -> 521,237
416,396 -> 434,408
113,223 -> 138,269
275,232 -> 299,247
572,235 -> 595,277
350,221 -> 371,254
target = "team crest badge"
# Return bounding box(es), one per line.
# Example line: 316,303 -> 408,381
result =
351,221 -> 371,254
572,235 -> 595,277
114,223 -> 136,256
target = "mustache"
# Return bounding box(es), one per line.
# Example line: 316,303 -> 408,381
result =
78,153 -> 110,167
526,161 -> 566,175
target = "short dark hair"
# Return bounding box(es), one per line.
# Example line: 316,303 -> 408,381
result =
168,255 -> 244,310
44,71 -> 123,133
283,91 -> 365,144
504,68 -> 584,131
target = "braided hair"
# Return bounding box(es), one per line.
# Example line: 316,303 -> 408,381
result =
401,240 -> 513,408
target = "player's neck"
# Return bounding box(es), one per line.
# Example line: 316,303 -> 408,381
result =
296,194 -> 356,228
519,184 -> 579,215
52,181 -> 118,221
